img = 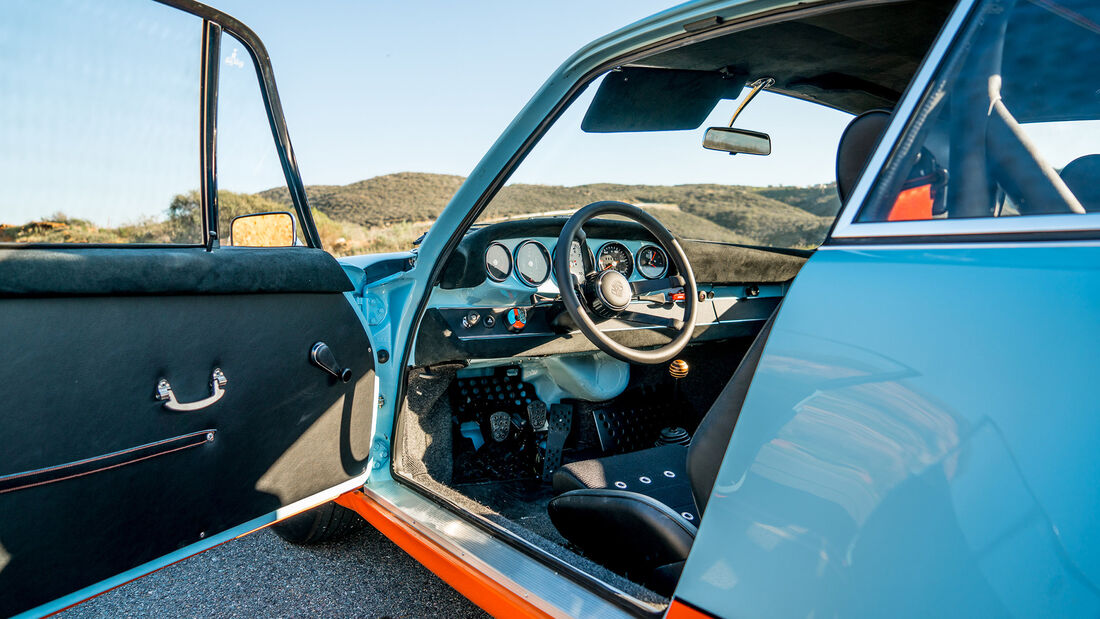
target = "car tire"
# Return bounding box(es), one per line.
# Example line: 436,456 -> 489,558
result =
271,501 -> 366,545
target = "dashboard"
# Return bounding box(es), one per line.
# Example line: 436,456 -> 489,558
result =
416,217 -> 807,366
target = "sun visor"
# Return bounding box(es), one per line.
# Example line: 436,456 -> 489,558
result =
581,67 -> 746,133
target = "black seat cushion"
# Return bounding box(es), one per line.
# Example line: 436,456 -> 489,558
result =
547,489 -> 697,585
553,444 -> 697,522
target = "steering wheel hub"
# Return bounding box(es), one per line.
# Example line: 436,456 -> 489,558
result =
589,269 -> 632,316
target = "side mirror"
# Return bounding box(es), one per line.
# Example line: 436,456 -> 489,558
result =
702,127 -> 772,155
230,212 -> 296,247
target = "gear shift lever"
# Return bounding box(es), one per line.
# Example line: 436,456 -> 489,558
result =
656,359 -> 693,446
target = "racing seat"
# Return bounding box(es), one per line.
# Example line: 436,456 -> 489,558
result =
548,311 -> 776,593
836,109 -> 892,203
1059,154 -> 1100,212
548,111 -> 890,594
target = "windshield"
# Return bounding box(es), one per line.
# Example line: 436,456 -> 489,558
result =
472,73 -> 851,250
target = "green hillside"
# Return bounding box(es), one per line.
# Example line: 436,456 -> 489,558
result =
260,172 -> 841,251
6,172 -> 841,255
258,172 -> 467,226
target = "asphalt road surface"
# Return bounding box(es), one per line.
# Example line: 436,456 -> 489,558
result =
62,525 -> 488,618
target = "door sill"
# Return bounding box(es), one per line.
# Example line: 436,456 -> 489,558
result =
358,479 -> 665,617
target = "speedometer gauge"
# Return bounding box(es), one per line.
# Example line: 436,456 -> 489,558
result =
515,240 -> 551,286
597,242 -> 633,277
636,245 -> 668,279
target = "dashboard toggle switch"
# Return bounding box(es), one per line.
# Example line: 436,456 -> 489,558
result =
506,307 -> 528,332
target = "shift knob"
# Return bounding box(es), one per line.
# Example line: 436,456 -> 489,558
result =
669,359 -> 689,379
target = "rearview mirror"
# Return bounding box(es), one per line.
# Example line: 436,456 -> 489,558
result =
230,212 -> 296,247
702,127 -> 772,155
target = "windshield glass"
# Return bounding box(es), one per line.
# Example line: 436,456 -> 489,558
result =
472,73 -> 851,250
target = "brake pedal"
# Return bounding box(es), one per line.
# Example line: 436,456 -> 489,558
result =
541,403 -> 573,481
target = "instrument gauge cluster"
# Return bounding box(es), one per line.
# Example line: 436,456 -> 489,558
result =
483,237 -> 663,288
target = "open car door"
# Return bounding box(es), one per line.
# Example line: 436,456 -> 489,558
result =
0,2 -> 377,616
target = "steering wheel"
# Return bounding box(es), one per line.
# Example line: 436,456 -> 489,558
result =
553,201 -> 698,365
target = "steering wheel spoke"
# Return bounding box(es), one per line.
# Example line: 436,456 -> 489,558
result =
630,275 -> 685,297
617,310 -> 684,331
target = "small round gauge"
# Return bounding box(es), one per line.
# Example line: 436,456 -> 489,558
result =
485,242 -> 511,282
636,245 -> 668,279
555,240 -> 593,280
597,242 -> 634,277
515,240 -> 551,286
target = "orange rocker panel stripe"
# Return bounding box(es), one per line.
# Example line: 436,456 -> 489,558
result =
666,599 -> 719,619
335,490 -> 552,619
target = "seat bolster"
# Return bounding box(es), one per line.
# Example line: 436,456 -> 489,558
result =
547,489 -> 697,574
551,464 -> 589,494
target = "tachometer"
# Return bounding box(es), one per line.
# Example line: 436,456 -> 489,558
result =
485,242 -> 511,282
636,245 -> 668,279
597,242 -> 633,277
515,240 -> 551,286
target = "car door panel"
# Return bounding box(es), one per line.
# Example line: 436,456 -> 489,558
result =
677,244 -> 1100,617
0,248 -> 376,617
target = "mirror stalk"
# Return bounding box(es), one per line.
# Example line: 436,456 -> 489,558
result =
725,77 -> 774,128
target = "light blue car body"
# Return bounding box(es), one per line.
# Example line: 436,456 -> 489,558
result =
682,244 -> 1100,616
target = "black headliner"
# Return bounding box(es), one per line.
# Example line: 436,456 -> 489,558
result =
634,0 -> 956,114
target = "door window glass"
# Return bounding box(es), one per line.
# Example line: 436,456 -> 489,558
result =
0,0 -> 202,243
858,0 -> 1100,223
215,31 -> 303,248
